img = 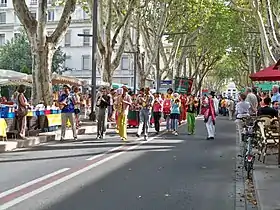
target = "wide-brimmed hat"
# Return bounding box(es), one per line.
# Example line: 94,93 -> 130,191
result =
63,84 -> 71,90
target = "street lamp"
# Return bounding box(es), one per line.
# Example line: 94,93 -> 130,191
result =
77,0 -> 98,121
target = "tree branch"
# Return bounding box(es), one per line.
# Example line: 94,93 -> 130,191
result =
111,0 -> 135,50
51,0 -> 77,46
12,0 -> 37,35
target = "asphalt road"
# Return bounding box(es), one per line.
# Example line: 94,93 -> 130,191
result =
0,117 -> 237,210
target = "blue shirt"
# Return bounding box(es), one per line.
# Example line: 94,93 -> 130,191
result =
272,93 -> 280,102
58,93 -> 75,113
171,102 -> 180,114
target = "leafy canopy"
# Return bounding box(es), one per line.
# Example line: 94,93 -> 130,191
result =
0,33 -> 66,74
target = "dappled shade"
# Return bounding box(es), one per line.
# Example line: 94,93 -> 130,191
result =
249,64 -> 280,81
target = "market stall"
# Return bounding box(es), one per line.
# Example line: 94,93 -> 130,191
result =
0,73 -> 85,139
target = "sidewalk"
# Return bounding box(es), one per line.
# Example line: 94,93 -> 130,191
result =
253,155 -> 280,210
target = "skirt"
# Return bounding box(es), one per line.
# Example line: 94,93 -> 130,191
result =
127,110 -> 139,126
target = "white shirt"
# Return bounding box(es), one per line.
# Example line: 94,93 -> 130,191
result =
236,101 -> 250,118
213,97 -> 219,114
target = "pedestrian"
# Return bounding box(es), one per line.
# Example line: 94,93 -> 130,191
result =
16,85 -> 29,139
72,86 -> 81,129
170,93 -> 180,136
187,95 -> 197,135
96,87 -> 110,139
152,92 -> 163,134
204,91 -> 216,140
58,85 -> 77,141
136,87 -> 154,140
227,97 -> 235,120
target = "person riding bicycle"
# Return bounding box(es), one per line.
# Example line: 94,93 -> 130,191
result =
235,93 -> 250,140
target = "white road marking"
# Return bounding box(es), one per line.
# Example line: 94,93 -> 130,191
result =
0,168 -> 70,199
0,121 -> 195,209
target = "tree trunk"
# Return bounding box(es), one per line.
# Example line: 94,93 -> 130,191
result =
140,77 -> 146,88
103,55 -> 113,84
37,43 -> 55,105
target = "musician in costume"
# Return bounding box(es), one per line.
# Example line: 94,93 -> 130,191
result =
136,87 -> 154,140
179,94 -> 187,124
163,88 -> 173,131
113,88 -> 123,133
115,86 -> 132,141
152,92 -> 163,134
204,91 -> 216,140
58,84 -> 77,141
186,95 -> 198,135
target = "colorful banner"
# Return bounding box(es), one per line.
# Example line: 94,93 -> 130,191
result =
174,77 -> 193,94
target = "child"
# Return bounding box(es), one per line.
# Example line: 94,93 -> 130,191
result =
170,94 -> 180,136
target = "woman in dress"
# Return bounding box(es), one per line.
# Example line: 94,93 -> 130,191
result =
17,85 -> 30,139
127,93 -> 139,127
179,94 -> 187,124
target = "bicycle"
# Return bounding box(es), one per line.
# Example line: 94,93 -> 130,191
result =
241,116 -> 260,179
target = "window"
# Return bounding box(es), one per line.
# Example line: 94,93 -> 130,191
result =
0,34 -> 5,46
64,30 -> 71,47
48,0 -> 54,4
30,0 -> 37,5
82,55 -> 90,70
30,12 -> 37,19
48,10 -> 55,21
83,11 -> 89,20
83,29 -> 90,46
0,0 -> 7,7
14,13 -> 20,24
0,12 -> 6,24
65,55 -> 71,67
47,31 -> 52,36
121,56 -> 129,70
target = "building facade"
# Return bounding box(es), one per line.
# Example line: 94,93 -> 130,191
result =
0,0 -> 136,86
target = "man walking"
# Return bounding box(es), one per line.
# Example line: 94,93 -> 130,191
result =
204,91 -> 216,140
245,87 -> 258,115
137,87 -> 154,140
96,87 -> 110,139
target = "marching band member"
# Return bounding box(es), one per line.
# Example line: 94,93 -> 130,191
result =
152,92 -> 163,134
170,92 -> 180,136
187,95 -> 198,135
163,88 -> 173,131
204,91 -> 216,140
136,87 -> 154,140
115,86 -> 132,141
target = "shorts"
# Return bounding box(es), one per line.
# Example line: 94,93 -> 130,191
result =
170,113 -> 180,119
74,109 -> 80,115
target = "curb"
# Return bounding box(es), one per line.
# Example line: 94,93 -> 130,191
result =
235,127 -> 247,210
252,166 -> 263,210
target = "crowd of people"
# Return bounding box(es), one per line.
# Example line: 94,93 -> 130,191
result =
93,86 -> 221,141
7,82 -> 280,142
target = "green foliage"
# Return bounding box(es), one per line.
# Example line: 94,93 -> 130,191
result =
0,33 -> 66,74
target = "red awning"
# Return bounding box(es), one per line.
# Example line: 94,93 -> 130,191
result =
249,64 -> 280,81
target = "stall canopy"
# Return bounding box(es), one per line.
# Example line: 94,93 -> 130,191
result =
0,69 -> 28,80
249,63 -> 280,81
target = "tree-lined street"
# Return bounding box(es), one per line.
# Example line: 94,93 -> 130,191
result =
0,118 -> 238,210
